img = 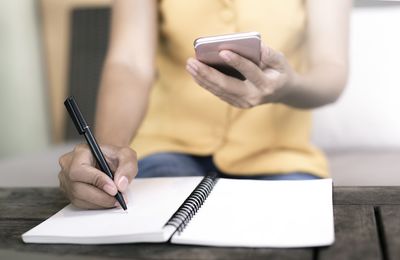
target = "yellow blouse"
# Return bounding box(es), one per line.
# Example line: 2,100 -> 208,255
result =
131,0 -> 329,178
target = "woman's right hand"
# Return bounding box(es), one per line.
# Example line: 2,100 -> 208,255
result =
58,144 -> 138,209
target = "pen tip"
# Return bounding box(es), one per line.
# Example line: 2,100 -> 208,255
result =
121,204 -> 127,211
116,192 -> 127,210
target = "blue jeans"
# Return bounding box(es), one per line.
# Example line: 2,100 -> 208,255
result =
137,152 -> 320,180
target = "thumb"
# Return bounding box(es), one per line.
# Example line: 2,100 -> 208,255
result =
260,44 -> 284,70
112,148 -> 138,192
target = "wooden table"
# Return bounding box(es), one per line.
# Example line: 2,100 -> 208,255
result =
1,187 -> 400,260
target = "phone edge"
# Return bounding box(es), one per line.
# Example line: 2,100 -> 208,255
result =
193,32 -> 260,49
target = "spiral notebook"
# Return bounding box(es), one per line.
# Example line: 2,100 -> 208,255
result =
22,175 -> 334,247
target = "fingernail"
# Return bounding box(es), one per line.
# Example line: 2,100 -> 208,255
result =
219,50 -> 232,62
114,201 -> 121,208
103,183 -> 117,196
117,176 -> 129,192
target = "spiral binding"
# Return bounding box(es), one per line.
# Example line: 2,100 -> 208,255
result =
165,173 -> 218,233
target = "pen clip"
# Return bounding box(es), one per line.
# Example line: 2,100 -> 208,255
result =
64,96 -> 88,135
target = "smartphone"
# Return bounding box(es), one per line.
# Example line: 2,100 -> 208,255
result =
194,32 -> 261,80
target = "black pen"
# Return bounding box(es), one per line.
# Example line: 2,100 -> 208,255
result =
64,96 -> 127,210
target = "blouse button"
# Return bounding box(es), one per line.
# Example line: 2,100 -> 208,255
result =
220,9 -> 235,23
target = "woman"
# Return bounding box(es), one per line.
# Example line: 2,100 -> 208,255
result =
58,0 -> 350,209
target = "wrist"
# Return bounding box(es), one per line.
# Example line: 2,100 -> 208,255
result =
276,71 -> 300,105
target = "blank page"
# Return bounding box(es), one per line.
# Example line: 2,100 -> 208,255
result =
22,177 -> 202,244
171,178 -> 334,247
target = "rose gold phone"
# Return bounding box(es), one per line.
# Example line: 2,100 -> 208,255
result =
194,32 -> 261,80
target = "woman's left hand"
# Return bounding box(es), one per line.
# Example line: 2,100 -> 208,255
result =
186,44 -> 296,108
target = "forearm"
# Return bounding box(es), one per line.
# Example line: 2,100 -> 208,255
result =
281,62 -> 348,109
94,61 -> 153,146
281,0 -> 351,109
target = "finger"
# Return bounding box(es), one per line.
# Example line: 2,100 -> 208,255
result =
58,170 -> 68,195
68,163 -> 118,196
187,62 -> 257,108
69,144 -> 119,195
72,144 -> 96,166
188,66 -> 249,107
59,152 -> 73,172
219,50 -> 264,85
112,147 -> 138,192
260,44 -> 285,70
187,65 -> 225,96
187,58 -> 248,97
70,181 -> 117,209
100,145 -> 137,191
96,145 -> 120,171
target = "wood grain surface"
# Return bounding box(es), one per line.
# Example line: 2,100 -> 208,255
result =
1,187 -> 400,259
